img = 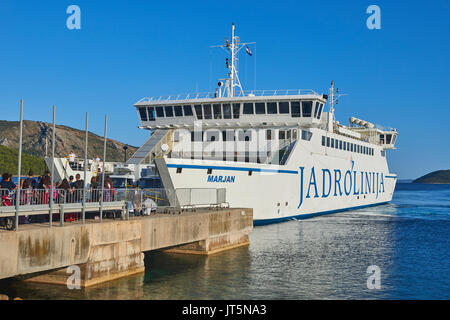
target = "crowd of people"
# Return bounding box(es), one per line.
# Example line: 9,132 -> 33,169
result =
0,170 -> 115,206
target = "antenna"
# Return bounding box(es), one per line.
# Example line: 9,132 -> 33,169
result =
328,81 -> 347,132
210,24 -> 255,97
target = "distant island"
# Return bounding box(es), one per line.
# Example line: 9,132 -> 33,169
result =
413,170 -> 450,184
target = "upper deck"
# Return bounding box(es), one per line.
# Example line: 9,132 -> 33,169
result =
134,90 -> 328,130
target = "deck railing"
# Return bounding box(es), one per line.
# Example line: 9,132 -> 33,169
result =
136,89 -> 320,104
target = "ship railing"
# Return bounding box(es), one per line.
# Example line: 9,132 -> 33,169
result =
136,89 -> 319,103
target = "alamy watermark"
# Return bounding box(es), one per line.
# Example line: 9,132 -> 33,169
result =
366,265 -> 381,289
67,265 -> 81,290
366,5 -> 381,30
66,5 -> 81,30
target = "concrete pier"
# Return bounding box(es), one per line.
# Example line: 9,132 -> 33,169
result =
0,208 -> 253,287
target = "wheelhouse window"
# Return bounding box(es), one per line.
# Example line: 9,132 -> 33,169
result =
255,102 -> 265,114
222,104 -> 232,119
279,102 -> 289,114
279,130 -> 286,140
174,106 -> 183,117
313,102 -> 320,118
156,106 -> 165,118
213,104 -> 222,119
183,105 -> 193,116
302,101 -> 312,117
148,107 -> 156,121
139,107 -> 148,121
232,103 -> 240,119
243,103 -> 254,114
317,103 -> 323,119
203,104 -> 212,119
291,101 -> 300,117
164,106 -> 173,117
267,102 -> 277,114
194,105 -> 203,119
386,134 -> 392,144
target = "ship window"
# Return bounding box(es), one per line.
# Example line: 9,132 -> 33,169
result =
148,107 -> 156,121
139,107 -> 148,121
317,104 -> 323,119
173,131 -> 180,142
291,101 -> 300,117
381,150 -> 386,157
174,106 -> 183,117
206,130 -> 220,142
334,140 -> 338,149
243,103 -> 254,114
380,134 -> 385,144
156,107 -> 165,118
222,104 -> 232,119
322,136 -> 325,146
331,138 -> 334,148
164,106 -> 173,117
287,130 -> 291,140
279,102 -> 289,114
339,140 -> 342,150
238,130 -> 252,141
266,129 -> 272,140
350,143 -> 353,152
203,104 -> 212,119
327,137 -> 330,147
293,129 -> 298,139
191,131 -> 203,141
302,101 -> 312,117
255,102 -> 265,114
313,102 -> 320,118
301,130 -> 312,141
232,103 -> 240,119
267,102 -> 277,114
176,167 -> 182,174
183,105 -> 193,116
194,105 -> 203,119
213,104 -> 222,119
223,130 -> 235,141
279,130 -> 286,140
386,134 -> 392,144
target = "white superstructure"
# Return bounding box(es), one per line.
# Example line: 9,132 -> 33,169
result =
130,24 -> 398,225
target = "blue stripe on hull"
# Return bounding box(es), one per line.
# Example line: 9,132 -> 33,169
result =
253,202 -> 390,226
166,163 -> 298,174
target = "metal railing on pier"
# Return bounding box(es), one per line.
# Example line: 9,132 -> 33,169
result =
0,187 -> 228,230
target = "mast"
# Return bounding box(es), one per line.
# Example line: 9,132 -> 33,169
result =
211,24 -> 255,98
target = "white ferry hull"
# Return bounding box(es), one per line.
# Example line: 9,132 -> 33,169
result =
164,129 -> 397,225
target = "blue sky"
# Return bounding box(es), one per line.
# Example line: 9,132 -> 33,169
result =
0,0 -> 449,179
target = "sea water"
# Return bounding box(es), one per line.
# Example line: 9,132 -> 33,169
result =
0,183 -> 449,299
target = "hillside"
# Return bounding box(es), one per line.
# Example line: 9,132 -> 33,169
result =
0,120 -> 138,163
0,145 -> 47,176
413,170 -> 450,184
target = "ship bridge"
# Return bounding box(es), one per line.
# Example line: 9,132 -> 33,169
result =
134,90 -> 328,130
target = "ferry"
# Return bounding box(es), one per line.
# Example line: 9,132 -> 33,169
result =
114,24 -> 399,224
